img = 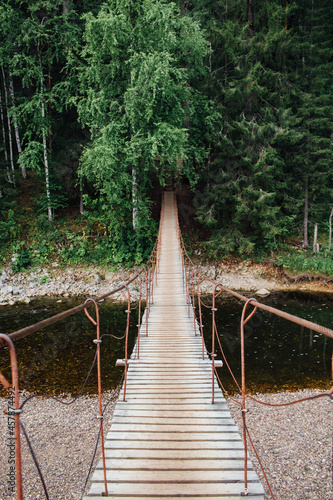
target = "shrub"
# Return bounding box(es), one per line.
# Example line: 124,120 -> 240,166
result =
12,249 -> 32,274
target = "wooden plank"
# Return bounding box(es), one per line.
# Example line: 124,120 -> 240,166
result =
87,482 -> 265,497
105,432 -> 243,441
109,424 -> 239,433
112,410 -> 233,419
86,496 -> 265,500
111,417 -> 235,425
103,449 -> 247,459
113,403 -> 229,411
94,459 -> 253,471
104,440 -> 246,450
83,192 -> 264,499
89,469 -> 260,482
117,397 -> 226,403
122,388 -> 219,395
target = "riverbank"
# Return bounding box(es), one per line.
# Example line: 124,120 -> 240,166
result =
1,259 -> 333,306
0,388 -> 331,499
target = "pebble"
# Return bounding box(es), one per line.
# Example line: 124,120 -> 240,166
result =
227,389 -> 333,499
0,265 -> 143,305
0,389 -> 331,499
0,391 -> 118,499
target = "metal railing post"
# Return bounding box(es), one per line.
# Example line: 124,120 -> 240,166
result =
0,334 -> 23,500
84,299 -> 108,498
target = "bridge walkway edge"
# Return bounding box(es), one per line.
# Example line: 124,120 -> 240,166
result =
83,191 -> 265,499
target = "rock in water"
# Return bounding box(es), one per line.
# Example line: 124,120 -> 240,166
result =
255,288 -> 270,297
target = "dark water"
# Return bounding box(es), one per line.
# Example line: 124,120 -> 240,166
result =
0,298 -> 138,395
199,291 -> 333,394
0,292 -> 332,395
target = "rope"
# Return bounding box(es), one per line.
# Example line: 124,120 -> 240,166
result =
79,370 -> 125,500
20,349 -> 98,410
214,367 -> 241,406
19,420 -> 50,500
178,205 -> 333,500
243,419 -> 275,499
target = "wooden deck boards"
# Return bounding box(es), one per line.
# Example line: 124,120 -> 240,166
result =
84,192 -> 264,499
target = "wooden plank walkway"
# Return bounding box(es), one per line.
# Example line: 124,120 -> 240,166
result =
84,192 -> 265,499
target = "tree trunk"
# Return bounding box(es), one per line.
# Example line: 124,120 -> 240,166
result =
39,56 -> 53,222
8,67 -> 27,179
63,0 -> 69,14
80,181 -> 84,215
303,177 -> 309,248
328,207 -> 333,254
1,66 -> 15,186
248,0 -> 255,37
313,222 -> 319,253
132,168 -> 138,231
0,87 -> 12,183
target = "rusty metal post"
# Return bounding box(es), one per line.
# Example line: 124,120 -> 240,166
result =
191,270 -> 197,336
0,334 -> 23,500
197,279 -> 206,360
84,299 -> 108,497
186,260 -> 191,318
181,251 -> 185,293
145,269 -> 149,337
211,287 -> 218,404
137,277 -> 142,360
119,287 -> 131,401
151,261 -> 154,305
240,298 -> 258,497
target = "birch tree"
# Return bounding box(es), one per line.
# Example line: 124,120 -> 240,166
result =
8,67 -> 26,179
0,66 -> 15,186
76,0 -> 212,253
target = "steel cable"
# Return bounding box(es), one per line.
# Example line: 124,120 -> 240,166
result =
20,349 -> 98,410
243,419 -> 275,499
19,420 -> 50,500
79,369 -> 125,500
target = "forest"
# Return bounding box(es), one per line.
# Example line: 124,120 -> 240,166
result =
0,0 -> 332,274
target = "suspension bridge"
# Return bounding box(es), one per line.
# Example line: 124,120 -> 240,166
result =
1,191 -> 333,500
83,191 -> 265,499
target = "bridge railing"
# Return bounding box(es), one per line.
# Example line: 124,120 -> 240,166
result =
0,197 -> 165,500
173,193 -> 333,498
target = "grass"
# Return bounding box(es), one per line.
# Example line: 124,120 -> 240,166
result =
274,250 -> 333,278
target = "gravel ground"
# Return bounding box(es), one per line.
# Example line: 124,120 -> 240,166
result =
0,388 -> 331,499
227,389 -> 333,499
0,390 -> 118,500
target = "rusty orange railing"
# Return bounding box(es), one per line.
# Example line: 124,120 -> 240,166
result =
173,193 -> 333,498
0,194 -> 165,500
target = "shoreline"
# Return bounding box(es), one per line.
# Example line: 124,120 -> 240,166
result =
1,260 -> 333,307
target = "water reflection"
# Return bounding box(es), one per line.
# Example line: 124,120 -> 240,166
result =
199,291 -> 333,393
0,292 -> 332,395
0,298 -> 138,395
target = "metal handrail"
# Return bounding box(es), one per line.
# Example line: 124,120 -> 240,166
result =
0,194 -> 164,500
174,193 -> 333,498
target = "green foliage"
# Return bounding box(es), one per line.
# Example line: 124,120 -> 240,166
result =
12,248 -> 32,274
76,0 -> 212,254
0,209 -> 19,243
275,251 -> 333,278
0,0 -> 333,269
192,0 -> 333,254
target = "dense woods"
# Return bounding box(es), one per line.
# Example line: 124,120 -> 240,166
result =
0,0 -> 332,272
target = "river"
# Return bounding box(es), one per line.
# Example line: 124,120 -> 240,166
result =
0,291 -> 332,395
